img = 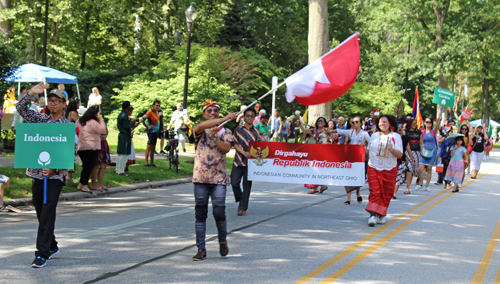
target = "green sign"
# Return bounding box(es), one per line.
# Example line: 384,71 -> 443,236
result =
433,87 -> 456,108
14,123 -> 75,169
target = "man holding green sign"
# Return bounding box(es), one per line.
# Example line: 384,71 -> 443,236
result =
16,82 -> 73,268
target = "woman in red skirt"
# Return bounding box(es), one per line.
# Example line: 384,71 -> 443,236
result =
366,114 -> 403,227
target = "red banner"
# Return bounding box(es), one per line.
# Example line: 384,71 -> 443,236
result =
248,142 -> 365,186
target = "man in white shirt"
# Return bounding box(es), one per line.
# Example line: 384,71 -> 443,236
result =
167,103 -> 190,152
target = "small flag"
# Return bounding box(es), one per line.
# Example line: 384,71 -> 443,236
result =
217,126 -> 225,136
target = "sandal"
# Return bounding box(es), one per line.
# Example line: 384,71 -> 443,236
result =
80,188 -> 92,193
451,189 -> 459,193
92,187 -> 104,192
357,196 -> 363,203
344,201 -> 350,205
404,188 -> 411,195
101,186 -> 109,191
307,189 -> 319,194
319,187 -> 328,193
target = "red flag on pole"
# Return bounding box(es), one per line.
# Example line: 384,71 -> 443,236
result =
285,33 -> 360,106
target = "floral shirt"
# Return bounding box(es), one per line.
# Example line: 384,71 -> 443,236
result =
193,127 -> 234,185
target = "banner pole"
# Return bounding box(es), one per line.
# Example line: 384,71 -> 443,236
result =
219,81 -> 287,127
270,76 -> 278,132
43,176 -> 47,204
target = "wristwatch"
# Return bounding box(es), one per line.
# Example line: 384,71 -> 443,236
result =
214,136 -> 218,141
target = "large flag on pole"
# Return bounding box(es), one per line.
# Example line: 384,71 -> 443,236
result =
285,32 -> 360,106
412,88 -> 423,129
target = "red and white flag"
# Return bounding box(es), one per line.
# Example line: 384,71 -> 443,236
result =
285,32 -> 360,106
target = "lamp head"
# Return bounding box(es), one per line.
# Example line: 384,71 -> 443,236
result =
185,3 -> 198,23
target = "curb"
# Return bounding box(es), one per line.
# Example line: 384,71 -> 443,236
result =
3,177 -> 193,207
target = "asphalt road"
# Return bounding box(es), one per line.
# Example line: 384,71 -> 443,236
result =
1,151 -> 500,283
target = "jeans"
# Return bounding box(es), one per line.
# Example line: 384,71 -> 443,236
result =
194,183 -> 227,252
32,179 -> 62,258
231,165 -> 252,211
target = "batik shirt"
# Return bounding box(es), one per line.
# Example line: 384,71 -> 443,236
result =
233,125 -> 261,167
16,95 -> 71,182
193,127 -> 234,185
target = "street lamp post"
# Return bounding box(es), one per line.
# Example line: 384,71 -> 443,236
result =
183,3 -> 197,109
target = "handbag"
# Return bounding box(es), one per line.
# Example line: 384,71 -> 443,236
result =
436,162 -> 444,173
422,146 -> 434,158
180,123 -> 189,131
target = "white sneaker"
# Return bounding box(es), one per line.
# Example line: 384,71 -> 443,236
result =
377,216 -> 387,224
425,187 -> 430,191
459,183 -> 463,187
368,216 -> 377,227
415,185 -> 423,190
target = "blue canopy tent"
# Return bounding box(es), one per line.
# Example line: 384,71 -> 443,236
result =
6,63 -> 80,104
468,119 -> 500,127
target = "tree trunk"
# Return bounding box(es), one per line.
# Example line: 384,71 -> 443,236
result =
0,0 -> 11,36
307,0 -> 330,124
47,2 -> 60,67
482,57 -> 490,126
433,0 -> 450,121
80,9 -> 91,69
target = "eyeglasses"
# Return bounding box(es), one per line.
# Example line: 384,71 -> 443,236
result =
352,121 -> 360,124
245,115 -> 255,118
425,121 -> 432,124
48,99 -> 64,105
206,108 -> 219,114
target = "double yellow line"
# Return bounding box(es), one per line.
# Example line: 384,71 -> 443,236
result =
297,162 -> 500,284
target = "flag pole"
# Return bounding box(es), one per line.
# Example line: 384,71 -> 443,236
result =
219,81 -> 287,127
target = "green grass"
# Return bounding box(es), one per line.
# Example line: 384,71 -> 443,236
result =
2,157 -> 195,200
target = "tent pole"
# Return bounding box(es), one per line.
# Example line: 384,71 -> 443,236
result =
76,83 -> 81,100
18,82 -> 20,99
43,77 -> 48,106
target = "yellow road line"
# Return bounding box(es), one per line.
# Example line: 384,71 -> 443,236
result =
295,163 -> 500,284
318,163 -> 500,283
472,218 -> 500,284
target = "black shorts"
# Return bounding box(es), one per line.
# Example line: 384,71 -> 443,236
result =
147,132 -> 158,146
158,131 -> 165,139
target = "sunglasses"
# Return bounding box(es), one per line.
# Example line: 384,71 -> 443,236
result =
425,121 -> 432,124
206,108 -> 220,113
352,121 -> 360,124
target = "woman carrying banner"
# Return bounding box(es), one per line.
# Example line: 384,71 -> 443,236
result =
298,117 -> 333,194
365,114 -> 403,227
402,118 -> 421,194
416,116 -> 442,191
331,116 -> 370,204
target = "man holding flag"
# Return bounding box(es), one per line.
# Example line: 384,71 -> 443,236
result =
412,88 -> 423,130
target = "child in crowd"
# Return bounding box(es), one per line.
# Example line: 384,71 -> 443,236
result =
1,174 -> 21,213
445,137 -> 468,193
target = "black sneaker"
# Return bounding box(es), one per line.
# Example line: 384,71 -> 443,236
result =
31,256 -> 46,268
434,182 -> 443,185
155,151 -> 159,155
48,249 -> 60,259
160,151 -> 166,155
183,149 -> 186,153
192,251 -> 206,261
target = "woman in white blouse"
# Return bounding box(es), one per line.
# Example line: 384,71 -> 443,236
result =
333,116 -> 370,205
87,87 -> 102,110
365,114 -> 403,227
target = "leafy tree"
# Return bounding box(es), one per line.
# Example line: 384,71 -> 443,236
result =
215,0 -> 256,50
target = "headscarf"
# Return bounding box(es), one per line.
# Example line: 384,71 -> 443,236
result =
202,98 -> 220,111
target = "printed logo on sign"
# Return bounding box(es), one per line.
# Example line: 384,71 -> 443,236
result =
250,146 -> 269,166
38,151 -> 51,166
441,99 -> 446,105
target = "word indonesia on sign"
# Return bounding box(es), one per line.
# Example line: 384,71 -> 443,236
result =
14,123 -> 75,169
247,142 -> 365,186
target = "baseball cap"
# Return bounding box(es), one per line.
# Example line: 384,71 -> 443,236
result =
48,89 -> 66,100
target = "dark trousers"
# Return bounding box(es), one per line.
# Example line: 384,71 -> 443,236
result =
78,150 -> 99,185
32,179 -> 63,258
231,165 -> 252,211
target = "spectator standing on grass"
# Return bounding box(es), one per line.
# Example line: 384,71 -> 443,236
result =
116,101 -> 136,175
76,106 -> 107,193
280,117 -> 290,142
0,174 -> 20,213
167,102 -> 189,153
157,107 -> 165,155
16,83 -> 70,268
87,87 -> 102,111
141,100 -> 161,167
3,86 -> 16,113
272,109 -> 282,142
64,98 -> 81,184
191,99 -> 236,261
90,124 -> 110,192
126,107 -> 138,172
231,107 -> 261,216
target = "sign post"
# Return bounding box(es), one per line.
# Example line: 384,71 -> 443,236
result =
433,87 -> 456,108
14,123 -> 75,204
